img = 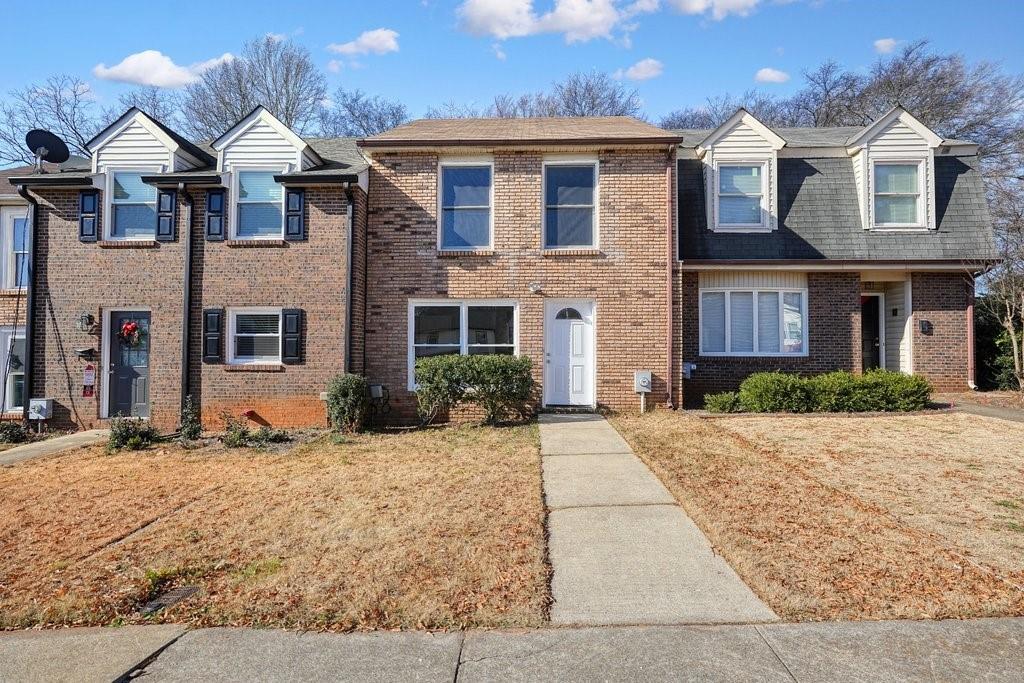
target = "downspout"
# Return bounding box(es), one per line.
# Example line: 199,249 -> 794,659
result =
967,281 -> 977,390
178,182 -> 194,411
343,182 -> 353,373
16,185 -> 37,424
664,148 -> 675,410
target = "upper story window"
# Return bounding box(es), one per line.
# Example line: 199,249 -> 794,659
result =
109,171 -> 157,239
700,288 -> 806,357
439,162 -> 492,250
234,170 -> 284,239
544,161 -> 597,249
716,163 -> 766,229
0,207 -> 28,289
872,162 -> 923,228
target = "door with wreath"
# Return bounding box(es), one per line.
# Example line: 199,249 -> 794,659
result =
108,311 -> 151,418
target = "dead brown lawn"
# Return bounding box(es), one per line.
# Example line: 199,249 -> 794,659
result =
0,425 -> 549,631
612,411 -> 1024,622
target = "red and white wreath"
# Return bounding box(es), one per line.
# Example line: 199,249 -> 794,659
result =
117,320 -> 142,347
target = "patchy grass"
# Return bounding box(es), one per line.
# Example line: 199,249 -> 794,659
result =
938,391 -> 1024,410
0,425 -> 549,631
612,411 -> 1024,622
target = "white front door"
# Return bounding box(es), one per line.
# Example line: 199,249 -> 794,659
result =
544,300 -> 594,406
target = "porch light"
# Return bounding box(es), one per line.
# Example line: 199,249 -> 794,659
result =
76,313 -> 95,332
528,282 -> 543,294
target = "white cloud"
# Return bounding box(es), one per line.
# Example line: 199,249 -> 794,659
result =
874,37 -> 899,54
327,59 -> 343,73
754,67 -> 789,83
458,0 -> 536,39
492,43 -> 507,60
457,0 -> 631,44
328,28 -> 400,56
93,50 -> 233,88
668,0 -> 760,20
535,0 -> 621,42
614,57 -> 664,81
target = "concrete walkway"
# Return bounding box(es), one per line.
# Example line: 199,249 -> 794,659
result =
0,429 -> 107,466
3,619 -> 1022,682
539,413 -> 776,626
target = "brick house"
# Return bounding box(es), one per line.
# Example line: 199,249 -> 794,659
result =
5,105 -> 996,430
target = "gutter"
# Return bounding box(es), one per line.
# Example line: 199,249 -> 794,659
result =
358,136 -> 684,149
967,289 -> 978,391
178,183 -> 194,411
342,183 -> 354,373
664,152 -> 675,410
15,185 -> 37,424
141,173 -> 222,186
8,176 -> 93,188
273,173 -> 359,184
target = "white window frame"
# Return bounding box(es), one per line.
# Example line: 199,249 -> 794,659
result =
541,157 -> 599,250
870,159 -> 926,230
104,166 -> 161,241
230,165 -> 288,240
714,161 -> 769,231
0,327 -> 26,413
437,157 -> 494,252
0,206 -> 28,290
698,288 -> 809,357
227,307 -> 283,365
407,299 -> 519,390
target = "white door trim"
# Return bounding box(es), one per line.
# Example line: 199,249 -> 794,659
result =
543,299 -> 596,408
101,307 -> 151,419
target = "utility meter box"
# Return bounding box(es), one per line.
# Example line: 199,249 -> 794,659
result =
28,398 -> 53,420
634,370 -> 652,393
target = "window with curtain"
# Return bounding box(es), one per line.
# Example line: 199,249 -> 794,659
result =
873,163 -> 920,226
544,163 -> 596,248
230,310 -> 281,363
1,329 -> 25,412
236,171 -> 284,238
409,302 -> 517,387
717,164 -> 764,227
440,165 -> 491,249
111,172 -> 157,238
700,290 -> 806,355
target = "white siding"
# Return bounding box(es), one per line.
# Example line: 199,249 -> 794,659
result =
865,119 -> 934,229
880,281 -> 906,372
221,120 -> 300,170
95,120 -> 170,172
851,149 -> 867,228
699,271 -> 807,290
705,119 -> 778,231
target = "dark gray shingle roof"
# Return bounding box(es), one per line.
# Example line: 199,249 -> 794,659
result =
678,154 -> 997,262
670,127 -> 975,148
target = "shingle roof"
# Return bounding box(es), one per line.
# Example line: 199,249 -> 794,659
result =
677,154 -> 997,262
363,116 -> 680,147
671,126 -> 976,148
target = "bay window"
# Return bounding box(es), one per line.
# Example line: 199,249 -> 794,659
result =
700,289 -> 806,356
409,301 -> 517,388
873,162 -> 922,228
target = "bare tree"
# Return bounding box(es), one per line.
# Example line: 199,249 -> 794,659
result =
319,88 -> 408,137
180,36 -> 326,139
424,100 -> 487,119
0,75 -> 98,165
786,61 -> 866,127
103,87 -> 182,130
660,90 -> 794,129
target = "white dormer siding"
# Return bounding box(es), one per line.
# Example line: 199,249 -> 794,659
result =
219,119 -> 303,170
94,119 -> 171,173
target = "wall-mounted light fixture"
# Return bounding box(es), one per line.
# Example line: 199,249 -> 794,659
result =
528,282 -> 543,295
76,313 -> 95,333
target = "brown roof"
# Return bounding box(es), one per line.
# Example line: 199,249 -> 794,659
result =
361,116 -> 681,147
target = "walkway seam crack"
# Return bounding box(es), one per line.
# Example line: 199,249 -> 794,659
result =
754,625 -> 798,682
452,630 -> 467,682
114,629 -> 188,683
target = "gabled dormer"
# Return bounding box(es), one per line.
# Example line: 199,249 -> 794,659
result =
87,107 -> 212,175
846,107 -> 943,231
696,109 -> 786,233
211,106 -> 322,173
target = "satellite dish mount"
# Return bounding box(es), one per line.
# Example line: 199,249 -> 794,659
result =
25,129 -> 71,173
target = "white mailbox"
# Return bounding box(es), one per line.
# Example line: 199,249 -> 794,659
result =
29,398 -> 53,420
634,370 -> 652,394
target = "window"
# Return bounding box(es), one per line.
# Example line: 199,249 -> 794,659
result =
235,170 -> 284,238
544,162 -> 597,248
700,289 -> 806,356
228,309 -> 282,364
873,162 -> 922,227
716,164 -> 764,228
1,207 -> 28,289
0,328 -> 25,412
110,171 -> 157,239
439,163 -> 492,250
408,301 -> 517,388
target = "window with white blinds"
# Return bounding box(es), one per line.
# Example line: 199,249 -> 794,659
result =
716,163 -> 765,228
699,289 -> 807,356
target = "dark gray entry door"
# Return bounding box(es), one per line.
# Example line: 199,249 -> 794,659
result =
860,296 -> 882,371
108,311 -> 150,418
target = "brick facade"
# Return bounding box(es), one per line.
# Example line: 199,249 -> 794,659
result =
910,272 -> 973,392
363,149 -> 673,419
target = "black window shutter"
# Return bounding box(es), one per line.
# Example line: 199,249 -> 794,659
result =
281,308 -> 303,364
78,190 -> 99,242
284,189 -> 305,241
205,190 -> 225,241
155,189 -> 176,242
202,308 -> 223,363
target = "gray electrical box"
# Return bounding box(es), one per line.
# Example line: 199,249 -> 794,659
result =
634,370 -> 652,393
28,398 -> 53,420
682,362 -> 697,380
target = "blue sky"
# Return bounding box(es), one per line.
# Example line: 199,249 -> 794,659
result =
2,0 -> 1023,123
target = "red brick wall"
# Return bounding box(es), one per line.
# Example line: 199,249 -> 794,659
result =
678,271 -> 862,407
364,149 -> 672,420
911,272 -> 972,392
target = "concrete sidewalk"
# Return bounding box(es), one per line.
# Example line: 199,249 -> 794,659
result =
539,413 -> 775,626
3,619 -> 1022,682
0,429 -> 107,466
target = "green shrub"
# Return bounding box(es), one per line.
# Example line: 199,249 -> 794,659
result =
107,417 -> 160,452
807,371 -> 871,412
859,369 -> 932,411
220,414 -> 291,449
325,374 -> 369,433
250,426 -> 290,448
465,355 -> 534,424
414,354 -> 471,423
0,421 -> 28,444
704,391 -> 743,413
179,395 -> 202,442
738,372 -> 814,413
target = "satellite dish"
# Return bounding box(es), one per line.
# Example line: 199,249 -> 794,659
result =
25,129 -> 71,172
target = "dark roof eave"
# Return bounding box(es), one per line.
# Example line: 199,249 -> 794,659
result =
140,174 -> 223,186
7,175 -> 94,188
359,136 -> 682,148
273,173 -> 359,184
679,258 -> 1000,267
